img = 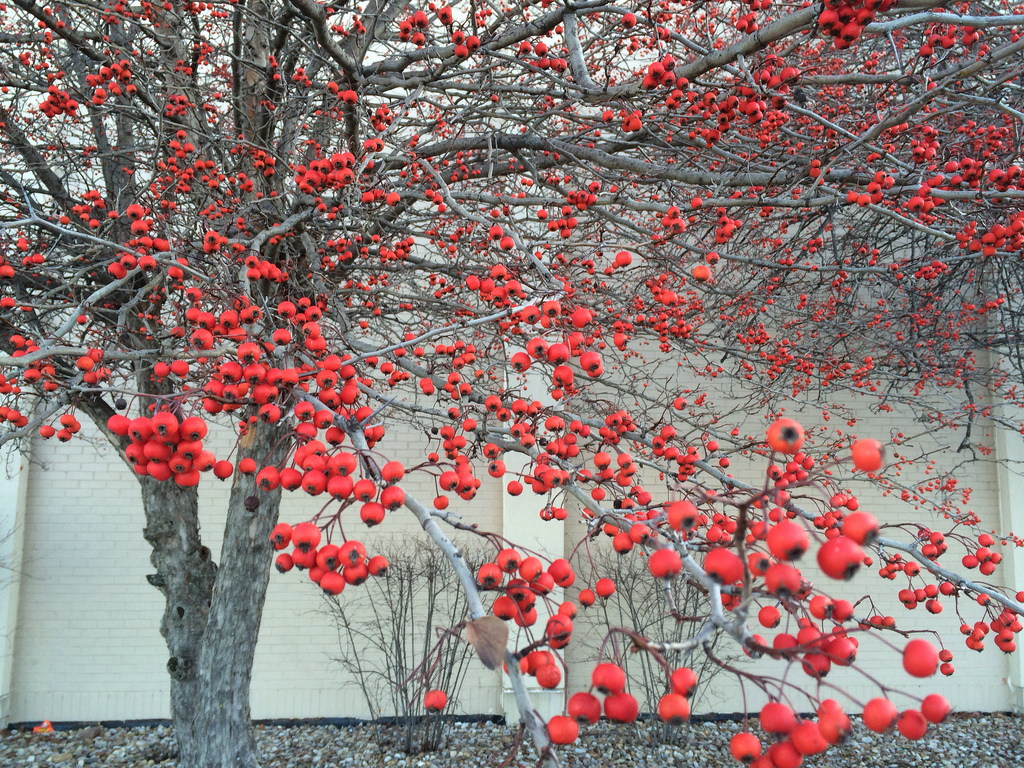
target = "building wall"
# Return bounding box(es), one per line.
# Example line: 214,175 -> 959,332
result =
4,416 -> 504,722
562,398 -> 1018,715
0,395 -> 1019,724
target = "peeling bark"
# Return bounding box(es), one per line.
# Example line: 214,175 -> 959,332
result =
180,418 -> 290,768
82,398 -> 290,768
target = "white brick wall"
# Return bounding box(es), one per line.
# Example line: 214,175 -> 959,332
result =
2,390 -> 1019,723
563,390 -> 1018,715
7,415 -> 503,722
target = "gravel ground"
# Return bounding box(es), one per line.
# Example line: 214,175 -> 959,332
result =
1,714 -> 1020,768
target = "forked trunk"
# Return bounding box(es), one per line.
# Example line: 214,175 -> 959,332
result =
84,399 -> 289,768
177,419 -> 290,768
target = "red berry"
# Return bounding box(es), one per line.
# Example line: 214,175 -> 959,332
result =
897,709 -> 928,740
921,693 -> 951,723
758,605 -> 781,628
670,666 -> 698,698
423,689 -> 447,712
766,418 -> 805,453
657,693 -> 690,724
817,706 -> 852,744
705,547 -> 744,583
791,721 -> 827,755
519,556 -> 543,582
536,663 -> 561,689
547,715 -> 578,744
497,548 -> 521,572
862,697 -> 897,732
902,638 -> 939,678
269,522 -> 292,549
850,439 -> 884,472
604,692 -> 639,722
766,740 -> 802,768
842,511 -> 879,544
760,701 -> 796,735
766,520 -> 809,561
730,732 -> 761,763
567,692 -> 601,724
648,547 -> 683,578
666,500 -> 699,531
319,571 -> 345,595
817,536 -> 864,580
291,521 -> 322,552
591,662 -> 626,694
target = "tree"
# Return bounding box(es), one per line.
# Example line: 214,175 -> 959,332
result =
0,0 -> 1022,764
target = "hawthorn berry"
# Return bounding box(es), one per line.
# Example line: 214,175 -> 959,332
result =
591,662 -> 626,695
604,692 -> 639,723
766,519 -> 809,561
657,693 -> 690,724
791,720 -> 827,755
269,523 -> 292,549
896,709 -> 928,740
759,701 -> 796,735
670,666 -> 698,698
704,547 -> 744,583
729,732 -> 761,763
766,418 -> 805,454
535,663 -> 561,689
423,689 -> 447,712
568,691 -> 601,724
497,548 -> 521,573
841,511 -> 879,545
902,638 -> 939,678
850,439 -> 884,472
864,696 -> 897,733
817,536 -> 864,580
291,522 -> 321,552
758,605 -> 781,628
648,547 -> 682,578
547,715 -> 578,744
921,693 -> 950,723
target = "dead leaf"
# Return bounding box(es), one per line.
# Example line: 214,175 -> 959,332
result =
464,616 -> 508,670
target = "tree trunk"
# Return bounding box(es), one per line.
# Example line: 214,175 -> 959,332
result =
79,399 -> 217,750
178,418 -> 291,768
82,400 -> 290,768
137,477 -> 218,742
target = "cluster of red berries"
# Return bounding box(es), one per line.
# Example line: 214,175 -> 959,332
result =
293,152 -> 356,195
484,550 -> 576,628
546,664 -> 698,744
509,340 -> 602,393
38,85 -> 79,118
725,689 -> 948,766
107,411 -> 217,485
517,649 -> 565,690
961,531 -> 1004,575
817,0 -> 895,48
516,39 -> 567,71
270,522 -> 388,596
960,606 -> 1023,654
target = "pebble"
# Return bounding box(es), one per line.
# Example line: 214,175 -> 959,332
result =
0,713 -> 1020,767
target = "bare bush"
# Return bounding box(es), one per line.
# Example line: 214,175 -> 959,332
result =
574,547 -> 726,736
324,539 -> 487,754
